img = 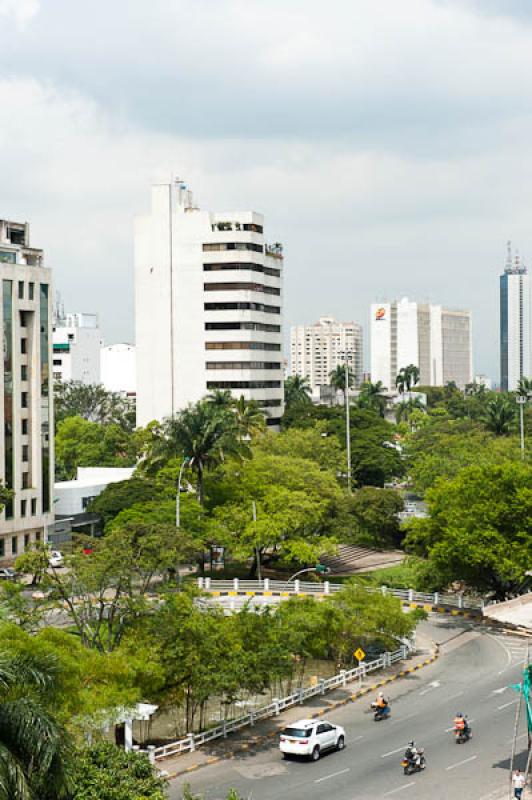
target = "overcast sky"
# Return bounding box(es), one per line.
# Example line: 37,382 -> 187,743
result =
2,0 -> 532,378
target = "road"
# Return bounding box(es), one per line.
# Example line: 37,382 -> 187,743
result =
168,616 -> 530,800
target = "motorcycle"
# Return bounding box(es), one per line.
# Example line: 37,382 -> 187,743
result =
454,725 -> 471,744
373,704 -> 391,721
401,748 -> 426,775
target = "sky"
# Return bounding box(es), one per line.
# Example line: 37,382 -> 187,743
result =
2,1 -> 532,378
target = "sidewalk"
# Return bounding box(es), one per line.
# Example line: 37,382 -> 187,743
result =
160,634 -> 438,779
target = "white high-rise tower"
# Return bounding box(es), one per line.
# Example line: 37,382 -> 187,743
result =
135,180 -> 284,426
500,242 -> 531,392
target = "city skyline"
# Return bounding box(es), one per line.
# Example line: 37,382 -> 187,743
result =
4,2 -> 532,379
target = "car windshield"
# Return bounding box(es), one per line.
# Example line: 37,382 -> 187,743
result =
282,727 -> 312,738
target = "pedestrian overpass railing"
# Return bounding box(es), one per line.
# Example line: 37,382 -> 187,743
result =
196,577 -> 484,611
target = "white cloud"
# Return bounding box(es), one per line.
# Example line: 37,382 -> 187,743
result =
0,0 -> 39,30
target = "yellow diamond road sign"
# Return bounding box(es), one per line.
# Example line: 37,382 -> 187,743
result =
354,647 -> 366,661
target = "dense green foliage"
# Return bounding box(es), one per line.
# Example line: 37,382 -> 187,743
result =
55,381 -> 135,431
55,416 -> 139,480
69,743 -> 167,800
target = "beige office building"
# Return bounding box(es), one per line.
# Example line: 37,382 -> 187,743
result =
290,316 -> 363,394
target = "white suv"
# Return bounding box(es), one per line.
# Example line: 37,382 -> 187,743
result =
279,719 -> 345,761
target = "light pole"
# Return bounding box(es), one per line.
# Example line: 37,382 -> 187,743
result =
176,456 -> 190,527
281,565 -> 330,591
345,360 -> 352,493
516,392 -> 532,461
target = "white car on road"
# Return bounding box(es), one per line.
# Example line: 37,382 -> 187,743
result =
49,550 -> 64,568
279,718 -> 345,761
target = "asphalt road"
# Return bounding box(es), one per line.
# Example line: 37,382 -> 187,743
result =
169,616 -> 530,800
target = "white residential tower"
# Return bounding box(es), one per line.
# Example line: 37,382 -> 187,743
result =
291,317 -> 363,396
52,310 -> 101,385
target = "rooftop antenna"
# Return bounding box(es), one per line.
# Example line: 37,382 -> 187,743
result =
506,240 -> 512,272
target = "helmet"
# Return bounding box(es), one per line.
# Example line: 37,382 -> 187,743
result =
378,692 -> 384,698
456,713 -> 463,718
408,741 -> 415,747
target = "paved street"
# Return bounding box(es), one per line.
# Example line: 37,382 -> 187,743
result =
169,617 -> 530,800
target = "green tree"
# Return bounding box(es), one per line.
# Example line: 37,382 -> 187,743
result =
255,426 -> 344,473
395,364 -> 419,394
205,389 -> 234,409
284,374 -> 312,407
331,487 -> 404,549
233,395 -> 266,440
329,364 -> 354,401
87,477 -> 159,530
395,396 -> 426,426
54,381 -> 134,431
403,461 -> 532,597
0,649 -> 71,800
517,377 -> 532,397
70,742 -> 167,800
357,380 -> 387,417
483,395 -> 516,435
55,416 -> 136,480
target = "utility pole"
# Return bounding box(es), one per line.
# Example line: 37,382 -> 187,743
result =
252,500 -> 261,581
345,360 -> 352,493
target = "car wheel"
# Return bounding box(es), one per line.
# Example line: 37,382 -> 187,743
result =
336,736 -> 345,751
311,746 -> 320,762
282,753 -> 289,760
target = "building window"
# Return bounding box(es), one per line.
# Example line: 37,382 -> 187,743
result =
22,472 -> 29,489
3,280 -> 13,519
29,282 -> 34,300
203,262 -> 280,278
202,242 -> 263,253
21,364 -> 27,381
35,530 -> 40,541
21,392 -> 28,408
205,321 -> 281,333
82,495 -> 96,510
206,361 -> 281,370
21,499 -> 27,517
204,282 -> 280,296
205,341 -> 281,351
207,380 -> 281,389
53,359 -> 62,366
22,444 -> 29,462
31,498 -> 37,516
204,302 -> 280,314
0,539 -> 4,557
18,281 -> 24,300
11,536 -> 17,555
24,533 -> 29,549
20,338 -> 27,354
21,418 -> 28,435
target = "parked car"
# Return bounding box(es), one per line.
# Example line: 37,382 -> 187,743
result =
0,567 -> 17,580
48,551 -> 64,568
279,719 -> 345,761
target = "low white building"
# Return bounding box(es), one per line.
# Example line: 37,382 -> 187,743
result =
54,466 -> 134,516
101,343 -> 136,396
53,311 -> 101,385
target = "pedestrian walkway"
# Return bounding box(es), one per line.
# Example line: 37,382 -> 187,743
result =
159,634 -> 437,779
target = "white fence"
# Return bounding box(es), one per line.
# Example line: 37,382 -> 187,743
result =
153,645 -> 407,761
197,578 -> 484,611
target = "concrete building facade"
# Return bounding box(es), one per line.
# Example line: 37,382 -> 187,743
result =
101,343 -> 136,397
370,297 -> 473,390
500,244 -> 531,392
135,180 -> 284,426
0,219 -> 54,563
52,311 -> 101,385
290,316 -> 363,396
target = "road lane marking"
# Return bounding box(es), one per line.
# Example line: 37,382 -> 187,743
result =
381,745 -> 407,758
351,735 -> 364,742
391,711 -> 419,724
314,768 -> 350,783
488,633 -> 513,674
419,680 -> 440,696
491,687 -> 508,695
383,782 -> 416,796
445,755 -> 477,771
446,691 -> 464,701
497,700 -> 518,710
506,732 -> 528,744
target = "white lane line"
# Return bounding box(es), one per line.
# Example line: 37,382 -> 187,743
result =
446,755 -> 478,771
506,732 -> 528,744
383,782 -> 415,796
498,700 -> 518,710
419,680 -> 441,696
491,687 -> 508,695
314,768 -> 350,783
351,735 -> 364,742
381,745 -> 407,758
391,711 -> 419,725
446,691 -> 464,701
488,633 -> 513,675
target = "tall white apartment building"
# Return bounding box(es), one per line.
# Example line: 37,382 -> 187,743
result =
370,297 -> 473,390
135,180 -> 284,426
101,343 -> 136,397
500,244 -> 531,392
0,219 -> 54,563
52,311 -> 101,385
290,317 -> 363,394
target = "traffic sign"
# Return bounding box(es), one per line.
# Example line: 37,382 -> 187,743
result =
354,647 -> 366,661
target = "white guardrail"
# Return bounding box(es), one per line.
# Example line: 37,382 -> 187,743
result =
196,578 -> 485,611
153,645 -> 407,761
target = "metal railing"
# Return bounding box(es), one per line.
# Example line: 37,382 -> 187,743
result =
197,578 -> 485,611
153,645 -> 407,761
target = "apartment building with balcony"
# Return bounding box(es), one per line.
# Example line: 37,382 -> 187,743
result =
0,219 -> 53,562
290,316 -> 363,397
135,180 -> 284,426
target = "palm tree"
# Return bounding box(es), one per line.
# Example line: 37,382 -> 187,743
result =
234,395 -> 266,440
0,652 -> 71,799
517,377 -> 532,397
483,396 -> 516,436
395,396 -> 425,425
206,389 -> 234,409
329,365 -> 355,409
395,369 -> 406,395
284,375 -> 312,407
357,380 -> 387,417
406,364 -> 420,390
163,400 -> 241,504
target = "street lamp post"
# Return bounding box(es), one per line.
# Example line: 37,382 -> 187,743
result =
516,392 -> 532,461
345,361 -> 352,493
281,565 -> 330,591
176,456 -> 190,527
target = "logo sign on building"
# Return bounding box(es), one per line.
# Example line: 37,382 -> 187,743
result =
375,308 -> 386,321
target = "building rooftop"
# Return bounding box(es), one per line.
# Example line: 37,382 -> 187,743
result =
0,219 -> 43,266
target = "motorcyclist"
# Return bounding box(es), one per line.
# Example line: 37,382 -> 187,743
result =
454,713 -> 469,737
405,741 -> 421,767
374,691 -> 390,716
